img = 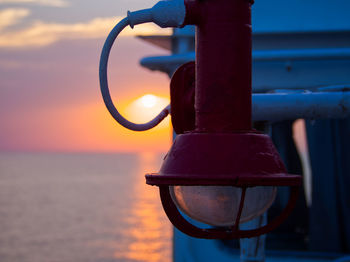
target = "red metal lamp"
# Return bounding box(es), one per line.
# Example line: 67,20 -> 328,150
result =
145,0 -> 302,239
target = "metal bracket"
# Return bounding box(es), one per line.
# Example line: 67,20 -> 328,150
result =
170,61 -> 196,134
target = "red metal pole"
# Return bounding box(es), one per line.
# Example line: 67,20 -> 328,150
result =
184,0 -> 252,132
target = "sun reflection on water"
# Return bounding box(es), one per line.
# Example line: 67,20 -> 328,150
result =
114,152 -> 172,262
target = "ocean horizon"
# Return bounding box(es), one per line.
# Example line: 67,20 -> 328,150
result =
0,152 -> 172,262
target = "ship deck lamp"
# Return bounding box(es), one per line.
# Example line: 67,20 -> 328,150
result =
99,0 -> 302,239
145,61 -> 301,239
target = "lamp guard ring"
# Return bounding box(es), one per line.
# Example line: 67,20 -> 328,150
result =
159,185 -> 300,239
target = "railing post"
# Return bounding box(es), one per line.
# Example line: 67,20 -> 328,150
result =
239,214 -> 267,262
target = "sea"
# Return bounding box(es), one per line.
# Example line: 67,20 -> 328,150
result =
0,152 -> 172,262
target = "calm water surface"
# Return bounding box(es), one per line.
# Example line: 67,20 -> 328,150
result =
0,152 -> 172,262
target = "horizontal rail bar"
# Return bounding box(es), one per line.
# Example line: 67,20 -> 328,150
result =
140,53 -> 193,73
252,92 -> 350,121
253,48 -> 350,61
140,48 -> 350,70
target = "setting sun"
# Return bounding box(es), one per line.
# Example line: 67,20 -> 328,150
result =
139,94 -> 158,108
125,94 -> 169,124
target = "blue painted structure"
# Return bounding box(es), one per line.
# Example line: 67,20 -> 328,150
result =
138,0 -> 350,261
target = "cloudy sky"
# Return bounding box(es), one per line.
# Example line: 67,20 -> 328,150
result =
0,0 -> 173,152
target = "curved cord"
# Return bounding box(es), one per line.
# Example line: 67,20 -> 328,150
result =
99,17 -> 170,131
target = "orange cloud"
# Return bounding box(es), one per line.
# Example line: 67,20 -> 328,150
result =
0,8 -> 30,31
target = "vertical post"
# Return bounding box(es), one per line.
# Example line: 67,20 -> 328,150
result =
185,0 -> 266,262
184,0 -> 252,132
240,214 -> 267,262
183,1 -> 263,261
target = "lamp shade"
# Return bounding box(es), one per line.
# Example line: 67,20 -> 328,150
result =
147,132 -> 300,186
146,132 -> 301,239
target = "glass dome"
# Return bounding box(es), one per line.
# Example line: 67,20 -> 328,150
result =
170,185 -> 277,227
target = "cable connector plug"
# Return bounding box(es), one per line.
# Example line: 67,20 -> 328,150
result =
151,0 -> 186,28
127,0 -> 186,28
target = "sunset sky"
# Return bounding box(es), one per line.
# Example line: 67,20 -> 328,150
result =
0,0 -> 174,152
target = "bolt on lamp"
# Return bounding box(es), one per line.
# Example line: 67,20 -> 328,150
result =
99,0 -> 302,240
